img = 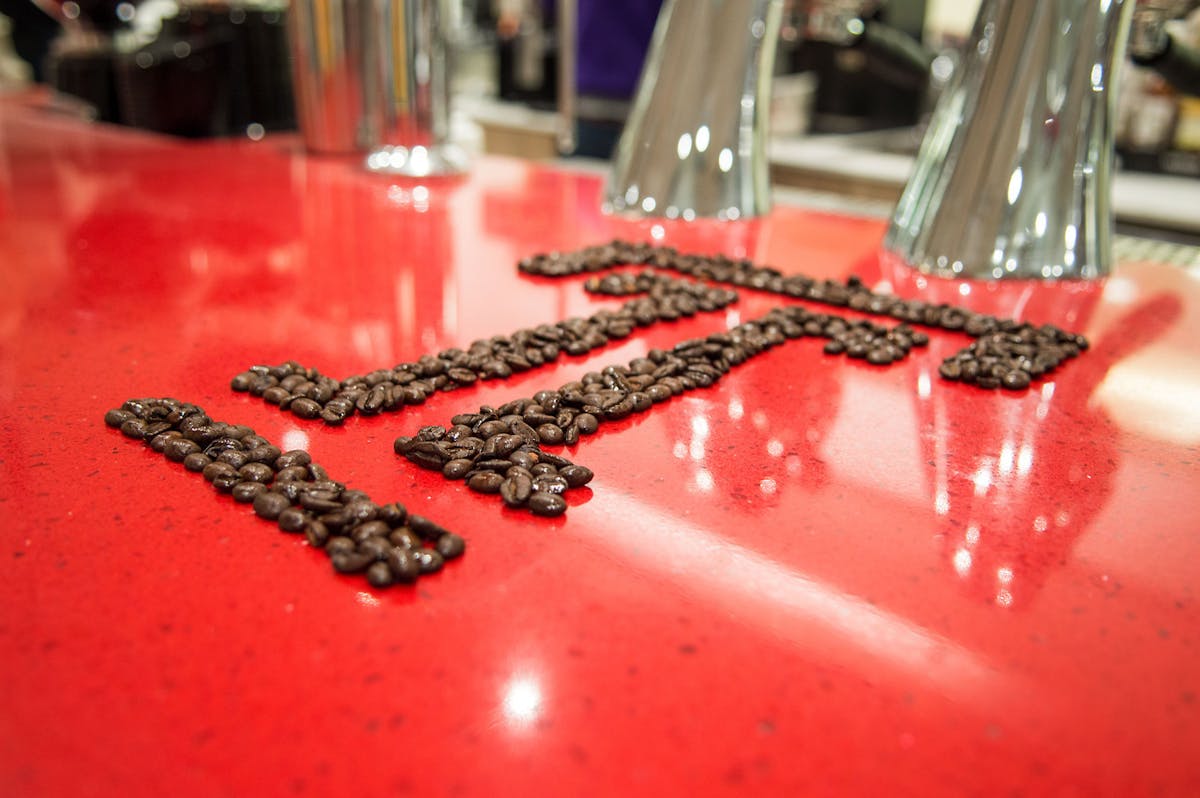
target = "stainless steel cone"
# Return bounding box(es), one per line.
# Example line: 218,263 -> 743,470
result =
883,0 -> 1134,280
604,0 -> 783,221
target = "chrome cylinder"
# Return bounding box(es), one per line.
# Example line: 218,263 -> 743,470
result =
883,0 -> 1135,280
287,0 -> 372,154
363,0 -> 465,176
604,0 -> 783,220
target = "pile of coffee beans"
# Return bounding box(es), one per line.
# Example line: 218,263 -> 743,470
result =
520,240 -> 1089,388
103,397 -> 463,588
395,304 -> 925,516
230,271 -> 739,425
938,327 -> 1086,389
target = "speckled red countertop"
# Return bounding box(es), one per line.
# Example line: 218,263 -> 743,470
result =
2,96 -> 1199,796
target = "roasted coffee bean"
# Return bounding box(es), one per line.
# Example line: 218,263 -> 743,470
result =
105,409 -> 135,428
575,413 -> 599,434
528,492 -> 567,517
148,431 -> 179,453
389,528 -> 420,549
436,533 -> 466,559
305,519 -> 330,548
299,490 -> 341,512
252,491 -> 291,520
468,471 -> 504,493
274,450 -> 312,470
277,507 -> 308,533
530,463 -> 558,477
406,514 -> 448,540
378,502 -> 408,527
202,461 -> 238,482
183,452 -> 212,472
245,445 -> 281,466
386,547 -> 420,583
331,550 -> 374,574
559,464 -> 594,488
1001,369 -> 1031,390
537,423 -> 564,445
352,520 -> 391,541
533,475 -> 569,495
212,473 -> 240,493
500,473 -> 533,507
275,465 -> 310,482
325,536 -> 355,556
508,450 -> 539,470
232,481 -> 268,503
365,561 -> 394,587
217,450 -> 250,469
358,536 -> 391,561
414,548 -> 445,574
120,418 -> 148,439
443,458 -> 474,479
238,462 -> 275,484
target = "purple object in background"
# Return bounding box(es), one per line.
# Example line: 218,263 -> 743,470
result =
576,0 -> 664,99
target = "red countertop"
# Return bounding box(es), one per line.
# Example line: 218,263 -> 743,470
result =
2,98 -> 1199,797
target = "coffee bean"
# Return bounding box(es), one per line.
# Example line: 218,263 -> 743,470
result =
277,507 -> 308,533
183,452 -> 212,472
468,471 -> 503,494
407,515 -> 448,540
238,462 -> 275,484
358,536 -> 391,560
529,492 -> 567,517
274,450 -> 312,470
253,491 -> 291,520
378,502 -> 408,527
443,458 -> 474,479
305,520 -> 330,548
212,472 -> 240,493
1002,369 -> 1031,390
105,409 -> 135,428
537,423 -> 564,445
331,550 -> 374,574
436,533 -> 466,559
386,547 -> 420,583
500,473 -> 533,507
232,481 -> 267,503
366,561 -> 394,587
326,536 -> 355,556
559,464 -> 594,488
414,548 -> 445,574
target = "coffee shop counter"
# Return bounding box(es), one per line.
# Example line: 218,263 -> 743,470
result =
2,100 -> 1199,797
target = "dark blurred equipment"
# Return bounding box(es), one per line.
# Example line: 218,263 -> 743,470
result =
0,0 -> 59,82
40,0 -> 294,138
1128,0 -> 1200,96
785,0 -> 930,133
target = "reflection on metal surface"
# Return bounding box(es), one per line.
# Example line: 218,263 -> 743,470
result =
604,0 -> 783,220
884,0 -> 1135,280
288,0 -> 371,153
364,0 -> 466,176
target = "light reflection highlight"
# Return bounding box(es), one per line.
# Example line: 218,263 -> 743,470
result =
281,429 -> 310,452
502,676 -> 543,727
584,495 -> 1006,706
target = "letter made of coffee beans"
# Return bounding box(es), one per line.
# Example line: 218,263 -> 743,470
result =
232,241 -> 1088,427
394,304 -> 926,517
104,398 -> 464,590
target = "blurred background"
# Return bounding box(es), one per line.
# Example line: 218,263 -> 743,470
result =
1,0 -> 1197,232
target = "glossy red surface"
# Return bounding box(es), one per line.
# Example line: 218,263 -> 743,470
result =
2,97 -> 1199,797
